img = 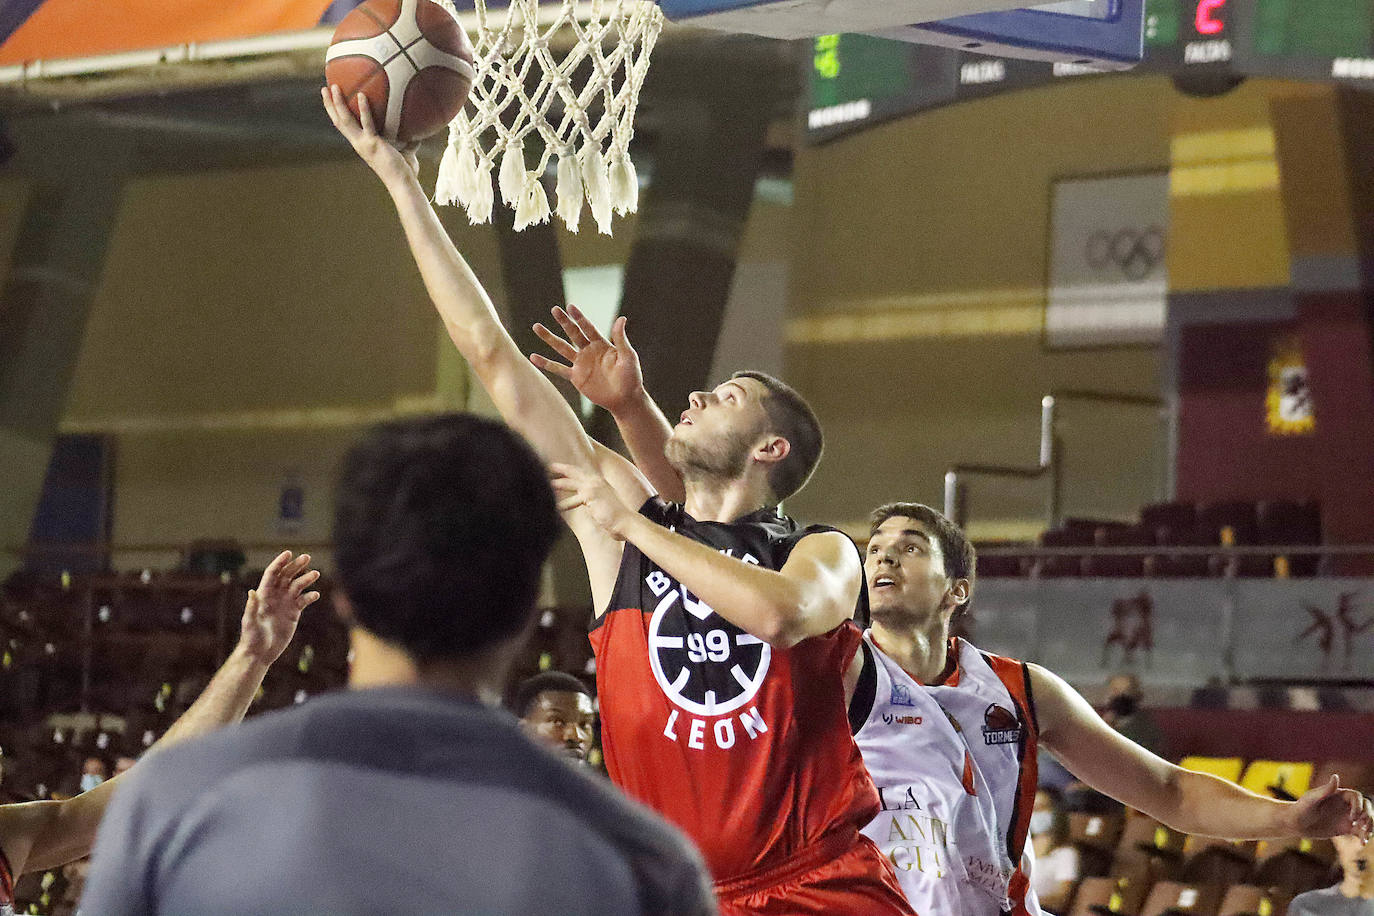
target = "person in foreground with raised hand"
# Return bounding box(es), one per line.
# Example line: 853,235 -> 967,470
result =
0,550 -> 320,911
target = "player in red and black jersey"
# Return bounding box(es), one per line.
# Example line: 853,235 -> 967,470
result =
327,93 -> 911,914
531,308 -> 1374,916
0,552 -> 319,913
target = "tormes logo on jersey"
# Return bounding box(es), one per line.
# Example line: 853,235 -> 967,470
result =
645,554 -> 772,751
981,704 -> 1021,746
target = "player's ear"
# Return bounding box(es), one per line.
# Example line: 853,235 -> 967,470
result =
753,435 -> 790,467
947,578 -> 970,609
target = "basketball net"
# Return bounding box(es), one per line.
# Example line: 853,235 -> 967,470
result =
433,0 -> 663,234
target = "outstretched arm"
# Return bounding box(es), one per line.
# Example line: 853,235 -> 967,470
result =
1032,664 -> 1374,841
532,305 -> 685,502
0,552 -> 320,875
551,463 -> 861,647
322,88 -> 650,610
322,87 -> 599,475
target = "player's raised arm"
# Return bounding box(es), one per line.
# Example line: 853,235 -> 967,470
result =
1030,663 -> 1374,842
321,86 -> 605,478
532,305 -> 685,502
0,552 -> 319,876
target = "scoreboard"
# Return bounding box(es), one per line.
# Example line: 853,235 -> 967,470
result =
1233,0 -> 1374,81
806,0 -> 1374,143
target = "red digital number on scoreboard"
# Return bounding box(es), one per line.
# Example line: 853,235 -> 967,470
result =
1194,0 -> 1226,35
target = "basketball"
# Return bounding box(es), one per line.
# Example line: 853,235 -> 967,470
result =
324,0 -> 475,144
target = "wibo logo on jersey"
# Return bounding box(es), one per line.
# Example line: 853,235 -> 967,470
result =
645,554 -> 772,751
981,704 -> 1021,746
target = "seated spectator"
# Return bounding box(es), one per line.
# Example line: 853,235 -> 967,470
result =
1289,834 -> 1374,916
80,414 -> 714,916
514,672 -> 597,766
1103,674 -> 1169,759
1029,787 -> 1080,912
111,756 -> 136,778
77,757 -> 107,795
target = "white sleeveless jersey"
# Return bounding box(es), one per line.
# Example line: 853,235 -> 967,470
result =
924,637 -> 1043,916
854,632 -> 1012,915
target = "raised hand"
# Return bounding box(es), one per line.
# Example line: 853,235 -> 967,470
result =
531,306 -> 643,412
1290,775 -> 1374,841
550,462 -> 633,540
320,84 -> 420,183
238,551 -> 322,667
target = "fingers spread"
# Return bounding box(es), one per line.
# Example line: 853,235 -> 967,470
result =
566,304 -> 605,345
533,323 -> 578,361
552,307 -> 590,347
297,591 -> 322,610
290,569 -> 323,597
530,353 -> 573,379
556,495 -> 584,512
261,551 -> 292,589
611,314 -> 633,350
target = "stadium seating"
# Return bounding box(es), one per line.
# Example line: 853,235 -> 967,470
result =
976,498 -> 1327,579
1140,880 -> 1225,916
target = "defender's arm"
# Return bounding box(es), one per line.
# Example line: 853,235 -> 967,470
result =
1032,664 -> 1373,841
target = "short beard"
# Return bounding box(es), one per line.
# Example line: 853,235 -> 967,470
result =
665,427 -> 755,486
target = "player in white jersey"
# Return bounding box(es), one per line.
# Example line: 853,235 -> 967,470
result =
859,501 -> 1373,915
849,627 -> 1011,913
529,309 -> 1374,915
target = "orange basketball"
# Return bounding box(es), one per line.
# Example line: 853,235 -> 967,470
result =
324,0 -> 476,144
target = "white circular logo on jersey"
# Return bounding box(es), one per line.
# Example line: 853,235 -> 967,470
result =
646,581 -> 771,717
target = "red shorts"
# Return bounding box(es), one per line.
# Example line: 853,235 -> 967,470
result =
714,829 -> 916,916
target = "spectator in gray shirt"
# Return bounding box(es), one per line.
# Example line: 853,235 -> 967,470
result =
81,414 -> 716,916
1290,832 -> 1374,916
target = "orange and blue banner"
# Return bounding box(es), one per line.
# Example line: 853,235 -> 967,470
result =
0,0 -> 369,66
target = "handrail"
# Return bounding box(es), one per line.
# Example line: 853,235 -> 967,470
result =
944,389 -> 1166,530
975,543 -> 1374,557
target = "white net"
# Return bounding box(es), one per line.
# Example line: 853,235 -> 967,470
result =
434,0 -> 664,234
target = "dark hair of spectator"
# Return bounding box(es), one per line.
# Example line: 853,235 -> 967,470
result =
333,414 -> 560,663
514,672 -> 594,718
730,371 -> 824,503
868,502 -> 977,611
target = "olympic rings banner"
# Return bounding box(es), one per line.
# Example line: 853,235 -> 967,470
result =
0,0 -> 364,66
969,578 -> 1374,685
1047,172 -> 1170,349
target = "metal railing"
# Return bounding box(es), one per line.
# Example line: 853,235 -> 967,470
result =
943,389 -> 1167,530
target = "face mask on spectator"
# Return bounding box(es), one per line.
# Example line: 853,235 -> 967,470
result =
80,773 -> 104,793
1106,694 -> 1138,718
1029,810 -> 1053,837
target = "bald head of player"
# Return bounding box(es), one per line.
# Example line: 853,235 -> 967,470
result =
332,414 -> 561,700
666,371 -> 823,507
514,672 -> 597,764
865,503 -> 975,678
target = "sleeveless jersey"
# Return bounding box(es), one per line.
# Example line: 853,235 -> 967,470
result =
591,499 -> 881,883
853,632 -> 1014,915
924,637 -> 1042,915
